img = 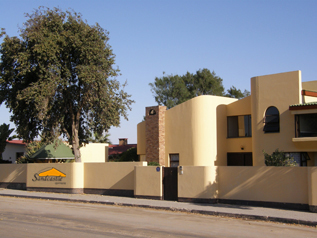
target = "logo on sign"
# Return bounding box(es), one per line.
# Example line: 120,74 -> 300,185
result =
32,167 -> 66,182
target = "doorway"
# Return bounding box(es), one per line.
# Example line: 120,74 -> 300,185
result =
163,167 -> 178,201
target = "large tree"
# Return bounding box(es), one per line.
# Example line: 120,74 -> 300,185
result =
225,86 -> 250,99
150,68 -> 250,109
0,123 -> 15,159
150,69 -> 225,109
0,7 -> 133,162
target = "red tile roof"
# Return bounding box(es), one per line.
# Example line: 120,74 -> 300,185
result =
108,144 -> 137,156
6,140 -> 26,145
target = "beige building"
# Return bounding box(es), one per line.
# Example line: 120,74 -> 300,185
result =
137,70 -> 317,167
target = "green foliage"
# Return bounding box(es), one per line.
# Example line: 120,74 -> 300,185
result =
225,86 -> 250,99
263,149 -> 298,166
88,132 -> 112,144
17,141 -> 43,163
147,161 -> 160,166
149,72 -> 191,109
150,69 -> 248,109
117,147 -> 139,162
0,123 -> 15,158
0,7 -> 133,162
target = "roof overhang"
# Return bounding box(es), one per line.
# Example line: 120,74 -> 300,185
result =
302,90 -> 317,97
289,102 -> 317,112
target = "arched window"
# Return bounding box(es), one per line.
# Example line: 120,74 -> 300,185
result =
263,106 -> 279,133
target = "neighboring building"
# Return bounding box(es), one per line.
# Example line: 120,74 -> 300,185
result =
80,143 -> 109,163
137,70 -> 317,167
108,138 -> 137,161
2,140 -> 26,163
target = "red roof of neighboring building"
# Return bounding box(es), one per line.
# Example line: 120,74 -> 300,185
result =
108,144 -> 137,156
6,140 -> 26,145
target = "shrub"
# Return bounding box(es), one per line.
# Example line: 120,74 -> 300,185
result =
148,161 -> 160,166
118,147 -> 139,162
263,149 -> 297,166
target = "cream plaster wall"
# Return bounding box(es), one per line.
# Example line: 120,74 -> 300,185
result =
303,95 -> 317,103
0,164 -> 27,183
226,138 -> 253,153
165,95 -> 237,166
134,165 -> 162,197
27,163 -> 84,189
226,96 -> 251,116
251,71 -> 305,166
218,166 -> 308,204
84,162 -> 146,190
302,80 -> 317,91
80,143 -> 108,163
178,166 -> 218,199
308,167 -> 317,207
137,121 -> 146,156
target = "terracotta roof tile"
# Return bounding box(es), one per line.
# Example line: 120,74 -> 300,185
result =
108,144 -> 137,156
6,140 -> 26,145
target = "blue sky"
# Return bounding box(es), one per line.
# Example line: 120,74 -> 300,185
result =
1,0 -> 316,144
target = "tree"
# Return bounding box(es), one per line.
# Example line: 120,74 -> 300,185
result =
190,69 -> 224,97
118,147 -> 138,162
149,72 -> 191,109
225,86 -> 250,99
0,123 -> 15,160
16,140 -> 43,164
263,149 -> 297,166
150,69 -> 225,109
0,7 -> 133,162
150,68 -> 248,109
88,131 -> 112,144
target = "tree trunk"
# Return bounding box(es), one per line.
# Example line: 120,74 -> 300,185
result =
72,119 -> 81,162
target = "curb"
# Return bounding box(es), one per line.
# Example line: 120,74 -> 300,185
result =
1,193 -> 316,227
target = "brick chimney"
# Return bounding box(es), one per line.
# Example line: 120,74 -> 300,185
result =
145,105 -> 166,166
119,138 -> 128,146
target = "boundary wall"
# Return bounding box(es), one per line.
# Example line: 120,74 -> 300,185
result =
134,166 -> 163,200
0,164 -> 27,190
0,163 -> 316,212
84,162 -> 146,197
178,166 -> 316,212
0,162 -> 146,196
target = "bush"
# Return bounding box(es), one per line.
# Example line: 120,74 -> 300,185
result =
148,161 -> 160,166
263,149 -> 297,166
118,147 -> 139,162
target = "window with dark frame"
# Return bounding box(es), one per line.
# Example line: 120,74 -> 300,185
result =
295,113 -> 317,137
227,115 -> 252,138
169,154 -> 179,167
284,152 -> 310,166
227,153 -> 253,166
263,106 -> 279,133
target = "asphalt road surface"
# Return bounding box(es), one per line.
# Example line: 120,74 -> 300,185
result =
0,196 -> 316,237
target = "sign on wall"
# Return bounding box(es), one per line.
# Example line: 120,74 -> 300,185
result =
32,167 -> 67,185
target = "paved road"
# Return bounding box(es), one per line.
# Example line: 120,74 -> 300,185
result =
0,197 -> 316,238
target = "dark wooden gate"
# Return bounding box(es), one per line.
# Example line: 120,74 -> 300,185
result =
163,167 -> 178,201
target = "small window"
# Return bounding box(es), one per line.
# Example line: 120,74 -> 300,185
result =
264,107 -> 279,133
227,115 -> 252,138
169,154 -> 179,167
